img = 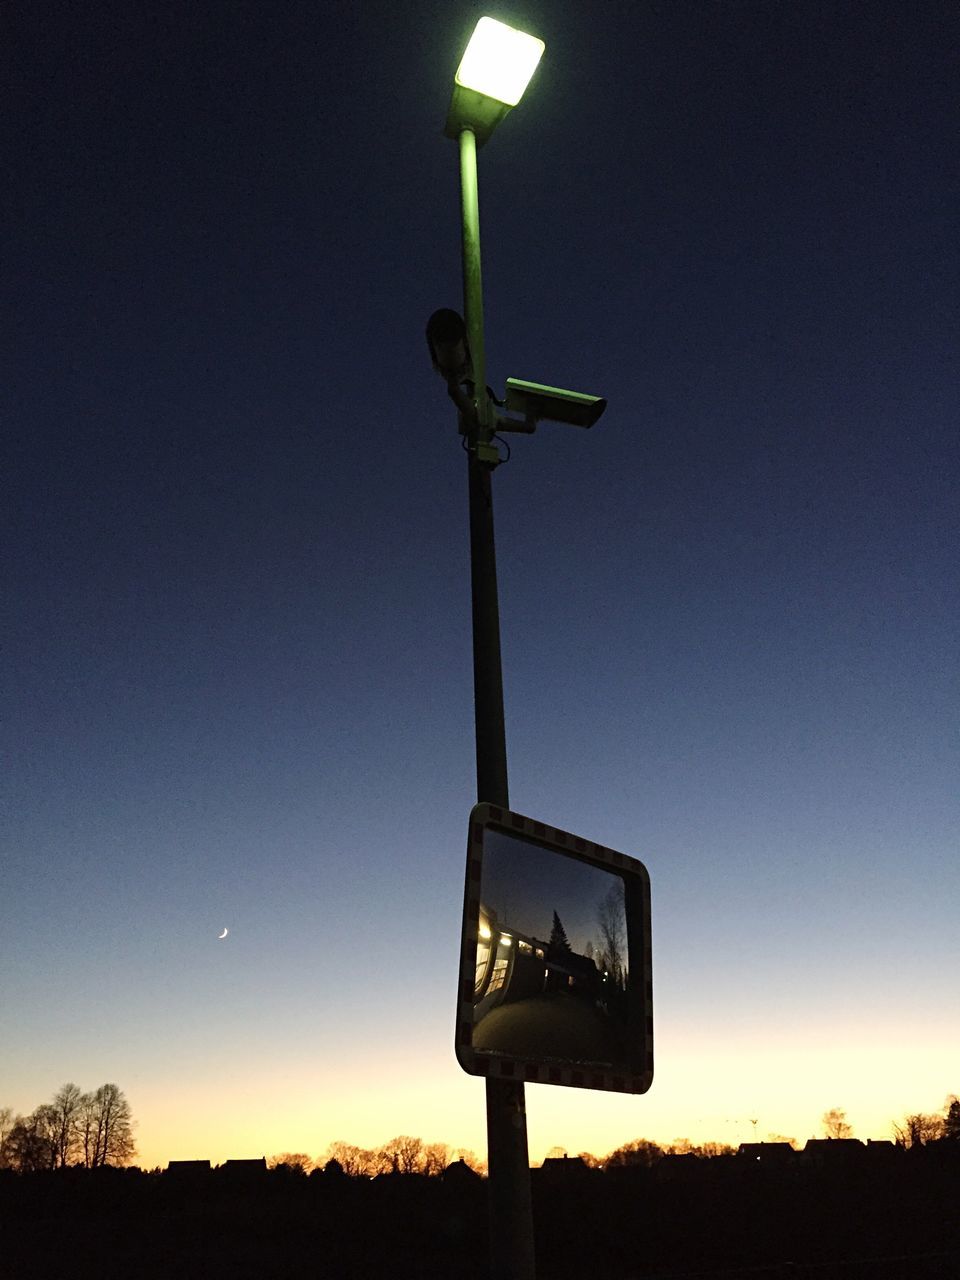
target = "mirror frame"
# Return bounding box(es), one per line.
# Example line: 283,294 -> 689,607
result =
455,802 -> 653,1093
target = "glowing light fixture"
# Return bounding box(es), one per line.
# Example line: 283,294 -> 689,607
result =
479,920 -> 492,941
444,17 -> 544,147
499,934 -> 513,947
455,17 -> 544,107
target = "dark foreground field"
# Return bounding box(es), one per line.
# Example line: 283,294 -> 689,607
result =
2,1151 -> 959,1279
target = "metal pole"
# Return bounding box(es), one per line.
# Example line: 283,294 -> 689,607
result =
458,127 -> 487,431
458,125 -> 536,1280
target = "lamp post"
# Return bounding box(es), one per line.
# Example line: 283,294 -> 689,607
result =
431,18 -> 544,1280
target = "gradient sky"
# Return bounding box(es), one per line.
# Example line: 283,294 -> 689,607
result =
4,0 -> 958,1169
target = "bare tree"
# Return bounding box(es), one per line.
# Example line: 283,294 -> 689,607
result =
453,1147 -> 486,1176
893,1113 -> 944,1149
379,1134 -> 425,1175
942,1095 -> 960,1141
268,1152 -> 312,1175
822,1108 -> 853,1139
5,1108 -> 58,1172
596,880 -> 627,987
0,1107 -> 14,1169
422,1142 -> 450,1177
604,1138 -> 663,1168
50,1083 -> 84,1168
83,1084 -> 135,1167
321,1141 -> 378,1178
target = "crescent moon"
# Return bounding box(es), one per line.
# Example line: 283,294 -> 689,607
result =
218,927 -> 229,940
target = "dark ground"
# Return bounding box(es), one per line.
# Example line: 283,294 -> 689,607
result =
2,1150 -> 959,1279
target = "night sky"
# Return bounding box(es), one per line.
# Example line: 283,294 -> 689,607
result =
4,0 -> 958,1168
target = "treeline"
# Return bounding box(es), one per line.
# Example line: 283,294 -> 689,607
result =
269,1137 -> 738,1180
273,1137 -> 484,1178
893,1096 -> 960,1148
4,1089 -> 956,1177
282,1095 -> 960,1178
0,1084 -> 134,1172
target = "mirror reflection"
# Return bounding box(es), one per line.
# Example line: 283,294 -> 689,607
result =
472,829 -> 633,1069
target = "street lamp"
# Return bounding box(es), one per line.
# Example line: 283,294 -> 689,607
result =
445,17 -> 544,146
430,18 -> 599,1280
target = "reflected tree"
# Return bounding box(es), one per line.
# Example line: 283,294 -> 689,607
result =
596,880 -> 626,989
548,911 -> 572,957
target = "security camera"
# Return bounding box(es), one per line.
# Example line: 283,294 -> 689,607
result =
426,308 -> 473,383
504,378 -> 606,428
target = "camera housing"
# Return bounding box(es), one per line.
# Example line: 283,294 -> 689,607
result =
504,378 -> 606,428
426,309 -> 473,383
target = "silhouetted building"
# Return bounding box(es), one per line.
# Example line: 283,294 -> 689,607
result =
737,1142 -> 796,1167
535,1154 -> 594,1183
166,1160 -> 211,1178
218,1158 -> 267,1181
442,1158 -> 482,1185
801,1138 -> 863,1167
655,1153 -> 702,1182
865,1139 -> 898,1162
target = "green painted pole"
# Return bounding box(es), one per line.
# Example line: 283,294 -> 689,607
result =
458,124 -> 536,1280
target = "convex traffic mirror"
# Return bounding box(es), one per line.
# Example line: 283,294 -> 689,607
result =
456,804 -> 653,1093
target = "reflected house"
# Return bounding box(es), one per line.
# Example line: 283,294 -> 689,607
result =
474,907 -> 548,1021
474,905 -> 603,1021
543,942 -> 603,1002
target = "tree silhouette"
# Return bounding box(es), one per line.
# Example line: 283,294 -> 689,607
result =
549,911 -> 572,956
822,1108 -> 853,1139
596,879 -> 627,988
268,1153 -> 312,1175
84,1084 -> 135,1167
893,1113 -> 943,1148
51,1083 -> 84,1169
604,1138 -> 663,1169
0,1107 -> 13,1169
943,1096 -> 960,1141
4,1109 -> 57,1172
422,1141 -> 451,1176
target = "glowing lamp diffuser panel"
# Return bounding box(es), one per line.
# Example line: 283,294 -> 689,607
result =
455,17 -> 544,107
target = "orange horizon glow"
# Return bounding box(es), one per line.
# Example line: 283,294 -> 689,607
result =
102,1035 -> 958,1171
